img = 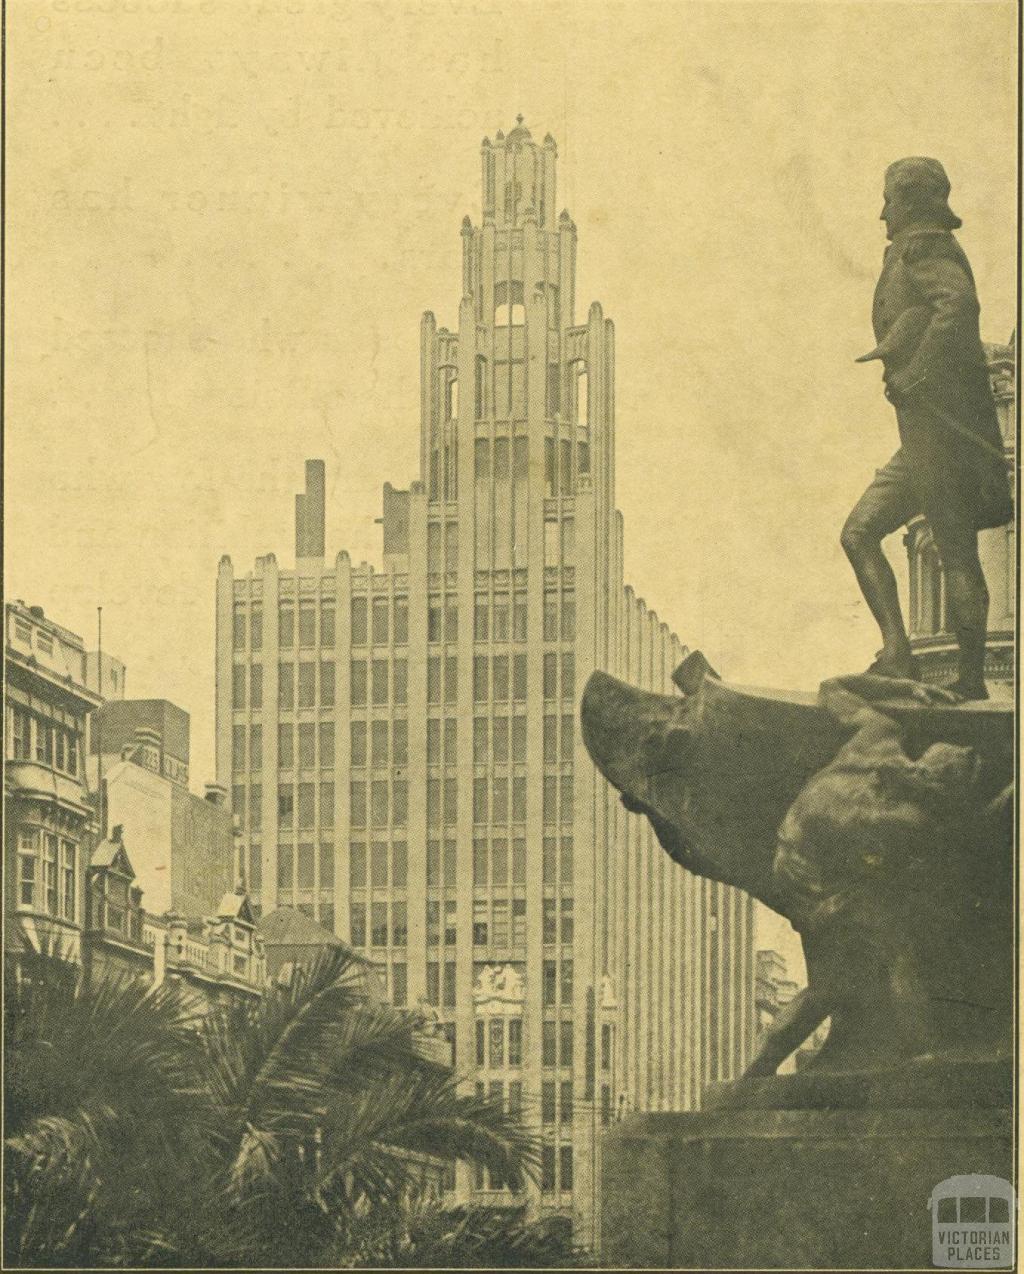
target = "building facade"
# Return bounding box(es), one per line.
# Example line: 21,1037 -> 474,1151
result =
906,335 -> 1016,693
5,601 -> 102,961
216,122 -> 755,1242
87,698 -> 238,918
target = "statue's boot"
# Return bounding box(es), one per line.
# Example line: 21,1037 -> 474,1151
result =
864,649 -> 921,680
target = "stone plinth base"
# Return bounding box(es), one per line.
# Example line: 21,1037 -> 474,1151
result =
600,1108 -> 1012,1269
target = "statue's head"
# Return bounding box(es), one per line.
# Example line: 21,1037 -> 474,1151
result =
882,157 -> 961,239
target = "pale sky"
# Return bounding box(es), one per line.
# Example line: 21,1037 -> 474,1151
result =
6,0 -> 1018,974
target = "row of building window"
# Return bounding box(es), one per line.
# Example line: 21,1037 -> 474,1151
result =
233,575 -> 580,657
473,837 -> 528,886
349,900 -> 407,948
472,897 -> 528,947
17,828 -> 77,920
541,1079 -> 575,1124
7,706 -> 81,776
275,841 -> 335,891
275,782 -> 336,829
476,1016 -> 523,1069
350,779 -> 406,829
349,840 -> 407,890
352,718 -> 407,768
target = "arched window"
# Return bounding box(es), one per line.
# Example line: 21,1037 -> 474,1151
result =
494,281 -> 525,328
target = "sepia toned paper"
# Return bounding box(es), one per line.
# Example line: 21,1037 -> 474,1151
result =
4,0 -> 1018,1267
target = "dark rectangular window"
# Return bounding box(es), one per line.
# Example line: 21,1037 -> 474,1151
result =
492,839 -> 508,885
543,898 -> 558,944
473,656 -> 488,702
474,598 -> 488,640
232,725 -> 246,771
350,721 -> 366,767
475,437 -> 490,478
543,652 -> 557,699
250,604 -> 263,650
492,655 -> 509,700
351,597 -> 367,644
319,721 -> 334,768
371,901 -> 387,947
371,659 -> 388,705
320,604 -> 335,646
559,1145 -> 573,1191
320,842 -> 335,889
542,1145 -> 556,1192
508,1018 -> 523,1066
393,719 -> 408,766
277,842 -> 293,888
349,902 -> 365,946
391,963 -> 407,1007
371,720 -> 388,767
279,785 -> 294,827
297,662 -> 315,708
512,653 -> 527,701
298,601 -> 316,647
476,1019 -> 486,1066
297,841 -> 315,888
544,715 -> 557,763
492,716 -> 508,762
512,840 -> 526,884
392,841 -> 407,888
427,899 -> 440,946
426,840 -> 440,887
427,657 -> 441,705
393,597 -> 408,644
473,779 -> 488,825
250,665 -> 263,709
393,780 -> 407,825
350,660 -> 367,706
560,1079 -> 573,1123
250,723 -> 263,768
371,596 -> 389,645
473,840 -> 488,886
297,782 -> 315,829
371,780 -> 388,827
444,655 -> 457,705
350,781 -> 366,828
426,962 -> 440,1005
541,1081 -> 556,1124
561,653 -> 575,702
427,719 -> 441,764
392,902 -> 407,947
443,962 -> 456,1007
320,782 -> 334,828
349,841 -> 366,887
543,960 -> 557,1006
232,665 -> 246,708
542,1020 -> 557,1067
320,661 -> 335,707
279,604 -> 294,649
560,1019 -> 574,1066
393,659 -> 407,705
298,721 -> 315,768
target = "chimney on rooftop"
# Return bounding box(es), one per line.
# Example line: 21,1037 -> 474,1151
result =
295,459 -> 325,561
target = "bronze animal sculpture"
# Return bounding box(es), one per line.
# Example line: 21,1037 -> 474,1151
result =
581,653 -> 1012,1079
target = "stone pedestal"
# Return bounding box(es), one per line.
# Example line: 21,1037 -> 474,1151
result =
601,1106 -> 1012,1269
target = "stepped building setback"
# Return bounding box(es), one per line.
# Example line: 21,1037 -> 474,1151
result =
216,121 -> 755,1240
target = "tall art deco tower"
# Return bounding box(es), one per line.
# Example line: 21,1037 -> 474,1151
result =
217,120 -> 755,1242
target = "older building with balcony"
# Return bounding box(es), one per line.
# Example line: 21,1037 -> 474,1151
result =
5,600 -> 102,961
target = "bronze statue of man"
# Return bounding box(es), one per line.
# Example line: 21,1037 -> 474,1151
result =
842,157 -> 1012,700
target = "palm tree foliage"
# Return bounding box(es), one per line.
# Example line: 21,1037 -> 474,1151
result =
4,945 -> 539,1268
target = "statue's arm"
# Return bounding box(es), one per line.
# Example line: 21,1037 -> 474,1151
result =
898,245 -> 980,395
